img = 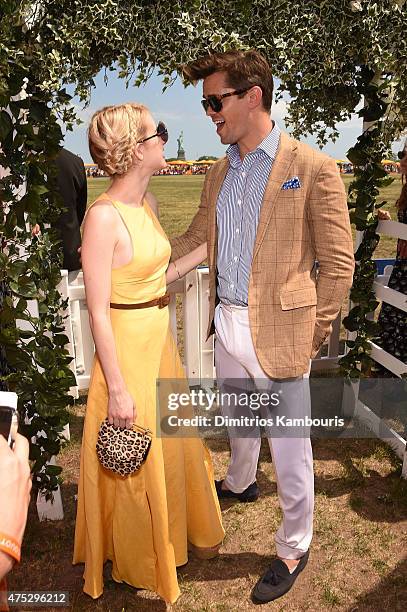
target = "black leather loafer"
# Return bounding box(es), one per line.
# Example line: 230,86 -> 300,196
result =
251,550 -> 310,604
215,479 -> 259,503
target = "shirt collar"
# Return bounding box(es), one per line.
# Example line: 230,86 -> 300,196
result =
226,122 -> 281,168
258,122 -> 281,160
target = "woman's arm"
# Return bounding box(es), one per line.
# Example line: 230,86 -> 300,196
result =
166,242 -> 207,284
81,203 -> 135,428
143,192 -> 208,282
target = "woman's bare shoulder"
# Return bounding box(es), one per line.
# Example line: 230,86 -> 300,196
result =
85,199 -> 117,220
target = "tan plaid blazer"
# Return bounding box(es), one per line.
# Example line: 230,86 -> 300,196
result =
171,131 -> 355,378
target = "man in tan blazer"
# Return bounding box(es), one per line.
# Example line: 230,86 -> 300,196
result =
171,50 -> 354,603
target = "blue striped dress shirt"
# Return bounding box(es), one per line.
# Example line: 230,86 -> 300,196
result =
216,123 -> 281,305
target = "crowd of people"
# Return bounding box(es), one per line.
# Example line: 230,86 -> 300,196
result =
337,160 -> 401,174
381,161 -> 401,173
85,166 -> 106,178
87,160 -> 403,179
337,161 -> 354,174
154,163 -> 211,176
86,162 -> 214,177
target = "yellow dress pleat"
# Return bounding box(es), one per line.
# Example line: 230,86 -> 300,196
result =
73,195 -> 224,604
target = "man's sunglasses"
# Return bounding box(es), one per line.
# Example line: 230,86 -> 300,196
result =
138,121 -> 168,144
201,87 -> 251,113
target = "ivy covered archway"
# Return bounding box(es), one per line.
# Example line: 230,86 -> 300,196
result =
1,0 -> 406,496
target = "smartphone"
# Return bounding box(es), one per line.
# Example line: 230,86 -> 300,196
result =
0,392 -> 18,447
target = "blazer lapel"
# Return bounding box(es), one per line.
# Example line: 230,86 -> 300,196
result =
253,132 -> 298,259
207,158 -> 229,265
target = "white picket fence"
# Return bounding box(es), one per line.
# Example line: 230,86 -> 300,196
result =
342,220 -> 407,479
59,267 -> 346,396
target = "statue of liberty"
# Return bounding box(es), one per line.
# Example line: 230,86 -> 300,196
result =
176,131 -> 186,160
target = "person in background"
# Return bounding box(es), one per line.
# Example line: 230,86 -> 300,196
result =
0,434 -> 31,610
33,148 -> 87,374
55,148 -> 87,375
375,143 -> 407,368
53,148 -> 87,272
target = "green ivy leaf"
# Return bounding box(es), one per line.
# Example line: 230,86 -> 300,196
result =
8,260 -> 27,280
19,330 -> 36,340
0,304 -> 16,325
0,252 -> 8,268
44,464 -> 62,477
15,298 -> 28,313
35,346 -> 57,368
10,277 -> 39,298
0,110 -> 13,141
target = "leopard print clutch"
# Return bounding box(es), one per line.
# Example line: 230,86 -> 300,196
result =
96,419 -> 152,477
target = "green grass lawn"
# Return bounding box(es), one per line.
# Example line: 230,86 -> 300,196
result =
87,173 -> 403,259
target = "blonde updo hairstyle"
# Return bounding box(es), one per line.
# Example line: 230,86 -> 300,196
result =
88,103 -> 149,176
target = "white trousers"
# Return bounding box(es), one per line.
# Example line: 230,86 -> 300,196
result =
214,302 -> 314,559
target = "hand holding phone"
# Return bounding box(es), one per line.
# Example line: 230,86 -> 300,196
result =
0,392 -> 18,447
0,392 -> 31,558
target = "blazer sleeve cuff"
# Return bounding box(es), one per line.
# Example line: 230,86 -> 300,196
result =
311,326 -> 330,358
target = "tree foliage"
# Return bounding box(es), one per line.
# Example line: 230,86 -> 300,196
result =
1,0 -> 407,494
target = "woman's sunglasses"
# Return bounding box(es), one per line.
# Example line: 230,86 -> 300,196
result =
138,121 -> 168,144
201,87 -> 251,113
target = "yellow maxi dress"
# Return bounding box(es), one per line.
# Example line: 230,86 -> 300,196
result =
73,195 -> 224,604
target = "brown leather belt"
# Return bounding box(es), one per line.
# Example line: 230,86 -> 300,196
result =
110,293 -> 171,310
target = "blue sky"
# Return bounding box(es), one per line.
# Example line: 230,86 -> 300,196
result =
64,69 -> 404,163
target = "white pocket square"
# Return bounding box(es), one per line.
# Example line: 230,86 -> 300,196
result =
282,177 -> 301,190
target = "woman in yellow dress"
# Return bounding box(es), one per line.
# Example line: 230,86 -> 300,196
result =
73,103 -> 224,605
